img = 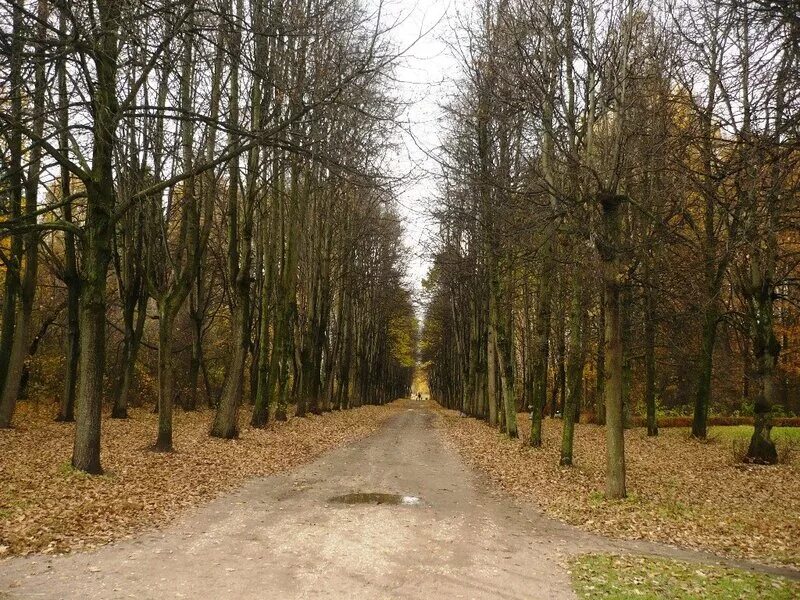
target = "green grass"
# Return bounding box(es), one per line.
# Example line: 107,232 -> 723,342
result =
571,554 -> 800,599
705,425 -> 800,443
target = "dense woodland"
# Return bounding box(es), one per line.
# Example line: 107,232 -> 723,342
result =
0,0 -> 416,473
421,0 -> 800,496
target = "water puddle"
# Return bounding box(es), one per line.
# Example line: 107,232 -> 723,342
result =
329,492 -> 422,506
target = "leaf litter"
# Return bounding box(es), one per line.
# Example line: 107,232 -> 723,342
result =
436,408 -> 800,567
0,402 -> 401,557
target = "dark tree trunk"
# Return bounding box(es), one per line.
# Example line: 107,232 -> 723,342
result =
155,307 -> 177,452
71,0 -> 122,475
529,265 -> 552,447
691,306 -> 717,439
595,296 -> 605,425
560,272 -> 586,466
57,4 -> 79,423
0,0 -> 45,428
644,278 -> 658,436
112,294 -> 146,419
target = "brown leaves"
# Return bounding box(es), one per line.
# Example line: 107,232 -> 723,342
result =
436,410 -> 800,567
0,402 -> 400,557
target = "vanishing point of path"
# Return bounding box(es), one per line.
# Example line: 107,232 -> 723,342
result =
1,399 -> 797,599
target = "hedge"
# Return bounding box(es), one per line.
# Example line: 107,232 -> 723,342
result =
578,414 -> 800,428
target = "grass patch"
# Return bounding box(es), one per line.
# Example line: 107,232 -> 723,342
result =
571,554 -> 800,599
655,497 -> 693,520
588,490 -> 642,508
705,426 -> 800,443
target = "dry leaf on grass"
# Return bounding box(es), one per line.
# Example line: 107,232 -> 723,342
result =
0,402 -> 401,557
435,408 -> 800,567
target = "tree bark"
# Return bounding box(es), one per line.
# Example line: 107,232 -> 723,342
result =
560,271 -> 586,465
598,192 -> 626,499
691,306 -> 717,438
71,0 -> 121,473
529,263 -> 552,447
0,0 -> 45,427
155,305 -> 177,451
57,5 -> 79,423
644,273 -> 658,436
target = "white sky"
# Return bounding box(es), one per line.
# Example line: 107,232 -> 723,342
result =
377,0 -> 460,295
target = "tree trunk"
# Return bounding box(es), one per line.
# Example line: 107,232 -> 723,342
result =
185,271 -> 205,411
497,270 -> 517,437
747,342 -> 779,464
58,272 -> 80,422
644,278 -> 658,436
72,278 -> 109,475
595,296 -> 605,425
560,272 -> 586,466
0,0 -> 24,401
598,192 -> 626,500
155,306 -> 176,451
57,4 -> 79,423
0,0 -> 45,427
71,0 -> 120,474
745,264 -> 779,463
211,301 -> 249,438
529,265 -> 552,447
112,294 -> 146,418
620,284 -> 633,428
691,306 -> 717,439
251,250 -> 274,425
487,302 -> 498,423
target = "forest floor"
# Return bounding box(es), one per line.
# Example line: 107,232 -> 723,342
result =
0,400 -> 402,556
436,408 -> 800,568
1,398 -> 797,599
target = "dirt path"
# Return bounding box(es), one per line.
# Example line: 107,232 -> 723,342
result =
1,400 -> 796,599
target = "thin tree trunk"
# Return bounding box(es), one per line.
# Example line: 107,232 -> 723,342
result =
560,272 -> 586,465
598,192 -> 626,500
112,293 -> 146,418
529,264 -> 552,447
0,0 -> 24,401
691,306 -> 717,438
644,273 -> 658,436
0,0 -> 46,427
212,0 -> 254,439
57,5 -> 79,423
185,269 -> 205,411
155,306 -> 177,451
595,296 -> 605,424
252,204 -> 276,426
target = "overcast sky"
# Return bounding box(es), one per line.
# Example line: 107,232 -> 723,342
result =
377,0 -> 460,295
